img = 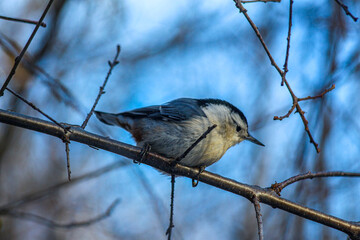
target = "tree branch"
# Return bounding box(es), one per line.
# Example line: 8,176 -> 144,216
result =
0,199 -> 120,229
0,15 -> 46,27
271,171 -> 360,196
81,45 -> 121,129
334,0 -> 358,22
0,160 -> 129,211
0,0 -> 55,96
253,197 -> 264,240
0,109 -> 359,239
233,0 -> 323,153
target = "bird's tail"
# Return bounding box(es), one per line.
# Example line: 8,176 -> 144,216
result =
94,111 -> 132,130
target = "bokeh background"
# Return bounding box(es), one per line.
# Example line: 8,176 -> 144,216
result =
0,0 -> 359,239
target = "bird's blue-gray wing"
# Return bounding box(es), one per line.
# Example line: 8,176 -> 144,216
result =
120,98 -> 206,121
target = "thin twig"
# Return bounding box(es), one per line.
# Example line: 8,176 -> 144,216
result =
64,136 -> 71,181
0,0 -> 55,96
274,84 -> 335,120
175,124 -> 217,163
6,87 -> 67,132
282,0 -> 294,86
81,45 -> 121,129
253,197 -> 264,240
0,199 -> 120,229
0,15 -> 46,27
273,103 -> 296,120
271,171 -> 360,196
233,0 -> 322,152
298,84 -> 336,102
334,0 -> 358,22
166,175 -> 176,239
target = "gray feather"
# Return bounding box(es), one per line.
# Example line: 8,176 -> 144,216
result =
120,98 -> 206,121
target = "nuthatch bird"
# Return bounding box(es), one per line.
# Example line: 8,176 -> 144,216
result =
95,98 -> 264,168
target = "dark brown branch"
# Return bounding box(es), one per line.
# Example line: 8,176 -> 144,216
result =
233,0 -> 321,153
298,84 -> 336,102
1,110 -> 360,239
81,45 -> 121,129
334,0 -> 358,22
0,0 -> 55,96
0,199 -> 120,229
253,197 -> 264,240
282,0 -> 294,86
0,15 -> 46,27
271,171 -> 360,196
166,175 -> 176,239
175,124 -> 217,163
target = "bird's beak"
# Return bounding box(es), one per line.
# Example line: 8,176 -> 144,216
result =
246,134 -> 265,147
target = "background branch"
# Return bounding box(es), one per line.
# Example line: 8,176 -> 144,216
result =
0,0 -> 55,96
0,199 -> 120,229
0,15 -> 46,27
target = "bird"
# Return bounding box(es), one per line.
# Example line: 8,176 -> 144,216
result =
95,98 -> 264,169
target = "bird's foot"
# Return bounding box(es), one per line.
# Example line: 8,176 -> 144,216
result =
192,166 -> 205,187
134,143 -> 151,164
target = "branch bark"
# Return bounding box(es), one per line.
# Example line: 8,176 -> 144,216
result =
0,109 -> 359,239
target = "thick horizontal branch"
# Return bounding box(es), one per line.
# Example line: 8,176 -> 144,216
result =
0,109 -> 359,239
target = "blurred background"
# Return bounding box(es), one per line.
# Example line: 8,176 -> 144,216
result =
0,0 -> 359,239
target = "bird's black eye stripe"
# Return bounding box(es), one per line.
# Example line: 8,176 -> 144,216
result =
236,126 -> 241,132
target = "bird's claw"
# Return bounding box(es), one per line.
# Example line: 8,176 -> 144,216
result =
135,143 -> 151,164
192,166 -> 205,187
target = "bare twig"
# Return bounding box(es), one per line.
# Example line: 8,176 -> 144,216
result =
274,84 -> 335,120
271,171 -> 360,196
273,103 -> 296,121
334,0 -> 358,22
282,0 -> 294,86
166,175 -> 176,239
233,0 -> 283,75
81,45 -> 121,129
0,15 -> 46,27
175,124 -> 217,163
298,84 -> 336,102
134,167 -> 172,232
0,199 -> 120,229
0,160 -> 129,211
63,134 -> 71,181
1,110 -> 360,238
0,0 -> 55,96
233,0 -> 322,152
5,87 -> 67,132
253,197 -> 264,240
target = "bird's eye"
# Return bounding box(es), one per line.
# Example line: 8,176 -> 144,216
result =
236,126 -> 241,132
